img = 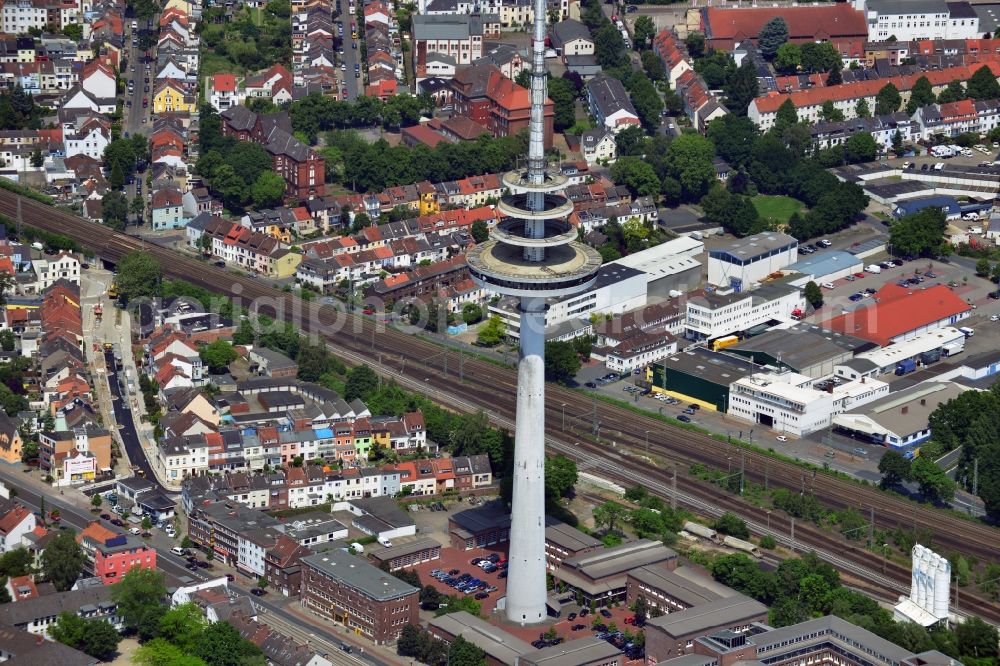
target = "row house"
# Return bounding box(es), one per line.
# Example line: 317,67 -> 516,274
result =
675,67 -> 728,132
451,62 -> 553,147
748,60 -> 1000,129
652,29 -> 692,88
411,13 -> 499,80
913,97 -> 1000,139
811,111 -> 916,150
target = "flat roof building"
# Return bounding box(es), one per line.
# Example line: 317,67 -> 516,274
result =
707,232 -> 798,289
626,565 -> 726,614
728,323 -> 875,378
368,537 -> 442,571
428,611 -> 532,666
518,636 -> 624,666
545,520 -> 602,570
554,539 -> 677,606
834,327 -> 966,379
644,595 -> 769,663
785,251 -> 863,283
653,348 -> 755,411
300,550 -> 418,644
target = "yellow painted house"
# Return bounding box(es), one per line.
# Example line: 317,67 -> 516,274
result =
266,224 -> 292,244
162,0 -> 193,15
268,250 -> 302,278
153,79 -> 196,114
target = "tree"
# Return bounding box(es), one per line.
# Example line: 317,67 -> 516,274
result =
714,512 -> 750,539
878,449 -> 910,488
200,339 -> 237,372
976,258 -> 992,277
826,67 -> 842,86
875,83 -> 902,115
685,32 -> 705,58
101,190 -> 128,231
641,50 -> 666,82
420,584 -> 442,610
344,364 -> 379,401
610,157 -> 661,198
471,219 -> 489,243
800,41 -> 841,73
0,548 -> 32,578
633,595 -> 648,626
725,60 -> 759,115
774,43 -> 801,73
966,65 -> 1000,100
103,138 -> 138,183
30,147 -> 42,168
819,100 -> 844,123
41,530 -> 83,591
136,638 -> 208,666
194,621 -> 262,666
775,99 -> 798,130
544,340 -> 581,383
52,613 -> 122,661
250,170 -> 286,209
856,98 -> 871,118
803,281 -> 823,308
547,76 -> 577,132
91,493 -> 103,510
907,75 -> 936,114
910,456 -> 955,503
615,125 -> 647,157
593,501 -> 628,533
699,186 -> 761,237
937,79 -> 966,104
115,251 -> 162,302
625,71 -> 663,130
594,23 -> 629,69
461,303 -> 483,325
112,568 -> 167,634
131,195 -> 145,225
890,208 -> 948,258
955,616 -> 998,659
632,15 -> 655,49
844,132 -> 878,163
545,454 -> 578,501
758,17 -> 789,59
141,515 -> 153,531
666,134 -> 716,201
449,635 -> 487,666
477,315 -> 505,346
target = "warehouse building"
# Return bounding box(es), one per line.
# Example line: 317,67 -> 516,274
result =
625,565 -> 726,614
707,232 -> 798,289
834,327 -> 966,380
825,284 -> 971,346
652,347 -> 754,411
428,611 -> 532,666
610,236 -> 704,300
644,594 -> 769,663
727,324 -> 875,378
784,251 -> 863,284
728,370 -> 889,436
518,636 -> 624,666
553,539 -> 677,607
831,381 -> 968,448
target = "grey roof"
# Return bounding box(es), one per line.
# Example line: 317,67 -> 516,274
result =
413,13 -> 483,40
300,550 -> 418,602
519,636 -> 621,666
551,19 -> 592,49
708,231 -> 797,263
368,537 -> 441,561
451,506 -> 510,534
645,594 -> 768,638
628,566 -> 723,606
866,0 -> 948,15
728,324 -> 875,372
0,626 -> 96,665
563,539 -> 676,580
653,654 -> 719,666
0,585 -> 115,628
545,519 -> 601,552
836,381 -> 967,438
839,357 -> 879,373
350,496 -> 414,529
754,615 -> 915,666
587,74 -> 637,119
663,347 -> 754,387
428,612 -> 532,666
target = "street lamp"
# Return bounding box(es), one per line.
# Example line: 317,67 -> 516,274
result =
882,543 -> 889,574
644,429 -> 651,456
561,403 -> 567,430
766,510 -> 771,532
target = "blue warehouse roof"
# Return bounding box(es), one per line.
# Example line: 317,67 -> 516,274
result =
786,251 -> 862,279
893,195 -> 961,218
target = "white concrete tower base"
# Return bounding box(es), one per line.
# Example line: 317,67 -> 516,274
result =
505,297 -> 548,625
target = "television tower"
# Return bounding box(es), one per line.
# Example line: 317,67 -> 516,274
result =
466,0 -> 602,626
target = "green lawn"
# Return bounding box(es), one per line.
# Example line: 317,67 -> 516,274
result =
199,51 -> 246,80
752,195 -> 805,224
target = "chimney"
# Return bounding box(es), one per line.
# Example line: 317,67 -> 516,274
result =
902,406 -> 909,414
861,376 -> 866,383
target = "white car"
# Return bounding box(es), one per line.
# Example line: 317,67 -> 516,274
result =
821,282 -> 835,289
991,315 -> 999,322
776,435 -> 788,442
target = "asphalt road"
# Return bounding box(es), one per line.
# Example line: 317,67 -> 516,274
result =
123,20 -> 155,208
342,15 -> 361,100
103,347 -> 163,491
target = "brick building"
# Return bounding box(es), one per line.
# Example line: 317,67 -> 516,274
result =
220,105 -> 325,199
450,62 -> 553,148
299,550 -> 419,644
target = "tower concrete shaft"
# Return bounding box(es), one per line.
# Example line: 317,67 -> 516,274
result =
464,0 -> 602,626
505,297 -> 548,624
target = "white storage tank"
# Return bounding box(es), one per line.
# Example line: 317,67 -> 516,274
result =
933,556 -> 950,619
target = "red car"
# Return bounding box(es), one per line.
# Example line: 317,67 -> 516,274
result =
853,272 -> 865,278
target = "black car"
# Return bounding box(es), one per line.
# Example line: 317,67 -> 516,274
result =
110,519 -> 125,527
498,571 -> 507,579
990,291 -> 1000,299
100,513 -> 111,520
186,562 -> 199,571
251,588 -> 266,596
688,403 -> 700,410
567,612 -> 577,621
600,609 -> 612,618
448,569 -> 460,575
196,561 -> 210,569
531,641 -> 546,649
678,415 -> 692,423
226,574 -> 235,581
474,592 -> 489,600
187,555 -> 199,563
488,553 -> 500,563
921,163 -> 930,170
585,381 -> 597,388
572,624 -> 586,631
579,608 -> 589,617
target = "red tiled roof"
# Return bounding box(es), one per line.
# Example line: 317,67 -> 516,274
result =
825,284 -> 972,346
703,4 -> 867,44
753,61 -> 1000,114
213,73 -> 237,93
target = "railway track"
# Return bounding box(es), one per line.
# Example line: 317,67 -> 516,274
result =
5,189 -> 1000,621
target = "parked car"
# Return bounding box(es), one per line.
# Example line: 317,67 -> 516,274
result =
600,609 -> 613,618
678,415 -> 691,422
251,588 -> 266,596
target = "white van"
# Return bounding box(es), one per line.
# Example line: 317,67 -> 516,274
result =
170,547 -> 186,556
959,326 -> 975,337
377,536 -> 393,548
865,264 -> 882,274
349,542 -> 364,554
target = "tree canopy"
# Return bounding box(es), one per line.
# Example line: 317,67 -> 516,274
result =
41,530 -> 84,591
758,17 -> 788,59
115,251 -> 162,302
889,208 -> 948,258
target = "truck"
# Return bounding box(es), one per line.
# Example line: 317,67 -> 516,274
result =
920,349 -> 942,365
712,335 -> 739,352
895,358 -> 917,376
943,341 -> 964,357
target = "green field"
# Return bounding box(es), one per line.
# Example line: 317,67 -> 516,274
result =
752,195 -> 805,224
